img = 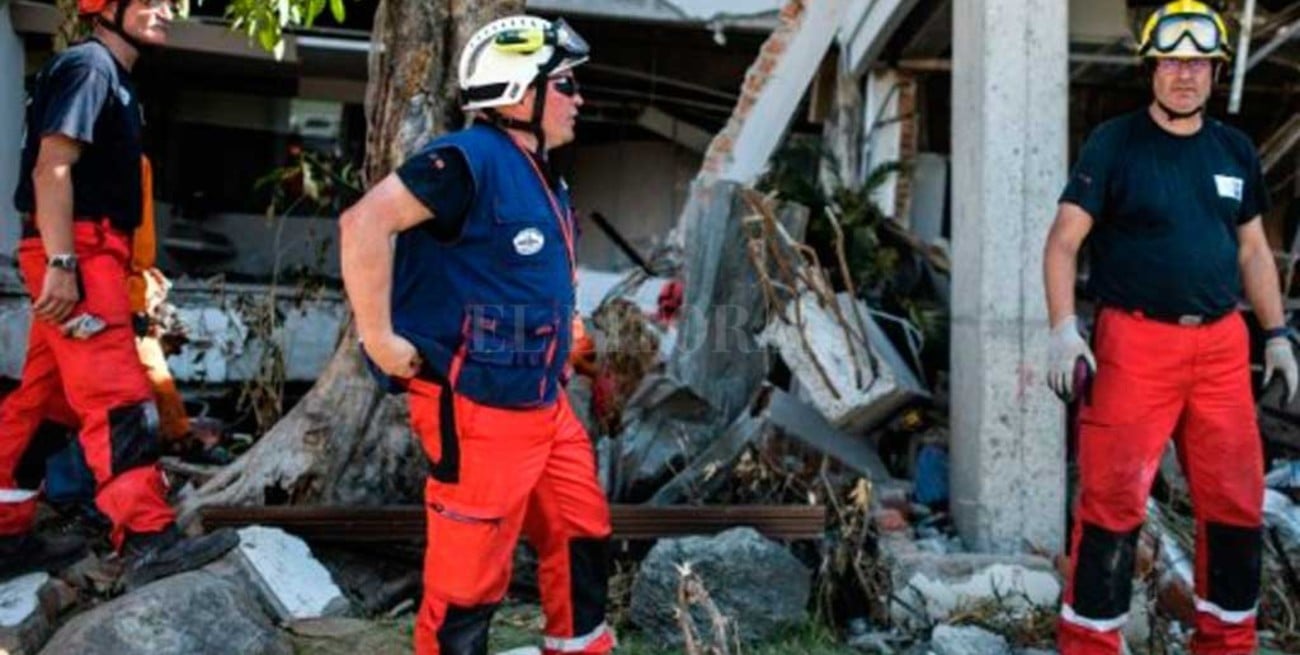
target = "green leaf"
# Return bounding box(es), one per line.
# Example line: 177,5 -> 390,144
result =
328,0 -> 344,24
257,24 -> 278,52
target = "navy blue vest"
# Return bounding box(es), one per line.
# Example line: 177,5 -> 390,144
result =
385,124 -> 576,408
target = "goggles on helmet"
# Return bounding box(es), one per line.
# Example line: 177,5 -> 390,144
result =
492,18 -> 590,62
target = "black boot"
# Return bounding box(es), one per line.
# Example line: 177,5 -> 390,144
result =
120,524 -> 239,592
0,531 -> 88,580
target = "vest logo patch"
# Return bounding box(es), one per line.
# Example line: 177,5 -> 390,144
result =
513,228 -> 545,256
1214,174 -> 1243,201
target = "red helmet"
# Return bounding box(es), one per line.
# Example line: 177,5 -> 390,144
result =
78,0 -> 110,15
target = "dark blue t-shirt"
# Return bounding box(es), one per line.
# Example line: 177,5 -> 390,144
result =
13,39 -> 143,233
1060,109 -> 1270,317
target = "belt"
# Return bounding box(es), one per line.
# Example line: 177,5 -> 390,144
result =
1113,306 -> 1233,326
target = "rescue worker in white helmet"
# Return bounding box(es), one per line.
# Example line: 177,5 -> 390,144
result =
339,15 -> 614,655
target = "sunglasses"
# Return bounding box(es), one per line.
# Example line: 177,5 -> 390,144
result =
551,76 -> 580,98
1155,58 -> 1213,73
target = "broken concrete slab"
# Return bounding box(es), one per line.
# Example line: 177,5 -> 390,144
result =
884,549 -> 1060,630
0,572 -> 64,655
39,570 -> 292,655
629,527 -> 810,645
929,624 -> 1012,655
669,180 -> 772,422
232,526 -> 351,621
763,293 -> 927,436
649,411 -> 773,505
764,387 -> 893,482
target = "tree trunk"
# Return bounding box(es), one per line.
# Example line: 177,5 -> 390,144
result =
181,0 -> 524,519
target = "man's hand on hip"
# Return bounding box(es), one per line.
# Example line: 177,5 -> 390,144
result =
33,268 -> 80,323
364,331 -> 423,379
1047,314 -> 1096,403
1264,333 -> 1298,403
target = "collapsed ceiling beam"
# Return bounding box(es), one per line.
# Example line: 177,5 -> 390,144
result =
701,0 -> 851,185
840,0 -> 922,78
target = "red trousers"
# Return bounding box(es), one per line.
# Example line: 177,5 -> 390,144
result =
1059,309 -> 1263,655
408,377 -> 614,655
0,224 -> 173,547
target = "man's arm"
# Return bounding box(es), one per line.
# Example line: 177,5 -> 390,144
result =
338,172 -> 436,377
1043,202 -> 1096,327
30,133 -> 83,323
1238,216 -> 1284,330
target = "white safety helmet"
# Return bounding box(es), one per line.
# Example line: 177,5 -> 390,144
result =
458,15 -> 590,111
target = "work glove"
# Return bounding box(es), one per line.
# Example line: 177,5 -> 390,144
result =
1264,330 -> 1299,404
1047,314 -> 1096,403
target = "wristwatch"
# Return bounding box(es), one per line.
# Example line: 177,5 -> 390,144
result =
1265,325 -> 1295,340
47,253 -> 77,271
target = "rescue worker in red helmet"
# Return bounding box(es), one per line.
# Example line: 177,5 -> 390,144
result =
1044,2 -> 1293,653
1,0 -> 236,587
339,14 -> 613,655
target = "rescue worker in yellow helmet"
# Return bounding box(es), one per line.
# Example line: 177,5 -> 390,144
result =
1046,2 -> 1289,653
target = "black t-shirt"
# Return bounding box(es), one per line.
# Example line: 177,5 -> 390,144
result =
13,39 -> 144,233
1060,109 -> 1270,317
395,145 -> 474,242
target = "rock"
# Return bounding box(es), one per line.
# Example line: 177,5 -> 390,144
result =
888,553 -> 1060,630
232,526 -> 351,620
629,527 -> 810,644
39,570 -> 292,655
929,625 -> 1011,655
0,573 -> 61,655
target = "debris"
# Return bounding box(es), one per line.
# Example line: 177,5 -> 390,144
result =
670,182 -> 803,421
929,624 -> 1012,655
629,527 -> 810,645
39,571 -> 292,655
649,411 -> 773,505
871,508 -> 909,534
885,551 -> 1060,630
765,388 -> 893,482
229,526 -> 351,621
912,444 -> 949,506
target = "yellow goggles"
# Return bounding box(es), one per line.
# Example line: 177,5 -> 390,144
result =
492,19 -> 590,59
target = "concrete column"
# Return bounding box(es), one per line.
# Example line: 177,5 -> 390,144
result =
0,0 -> 24,259
949,0 -> 1068,554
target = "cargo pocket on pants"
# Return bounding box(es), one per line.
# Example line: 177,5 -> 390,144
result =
424,498 -> 508,606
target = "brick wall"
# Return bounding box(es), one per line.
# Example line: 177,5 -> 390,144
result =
699,0 -> 805,182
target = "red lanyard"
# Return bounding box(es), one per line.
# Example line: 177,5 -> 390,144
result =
512,141 -> 577,287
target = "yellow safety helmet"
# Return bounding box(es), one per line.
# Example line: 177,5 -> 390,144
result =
1138,0 -> 1231,60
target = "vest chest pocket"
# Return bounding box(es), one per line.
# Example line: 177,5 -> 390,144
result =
494,216 -> 555,267
458,304 -> 561,407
